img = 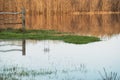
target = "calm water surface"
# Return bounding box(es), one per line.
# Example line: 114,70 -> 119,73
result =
0,35 -> 120,80
0,13 -> 120,80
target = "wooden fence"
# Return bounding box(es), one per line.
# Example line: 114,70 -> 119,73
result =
0,8 -> 26,31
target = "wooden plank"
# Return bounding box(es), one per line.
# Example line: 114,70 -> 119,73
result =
21,8 -> 26,32
0,18 -> 18,20
0,12 -> 21,15
4,23 -> 22,24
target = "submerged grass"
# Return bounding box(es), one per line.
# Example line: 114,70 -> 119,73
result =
1,66 -> 120,80
0,66 -> 56,80
99,68 -> 120,80
0,29 -> 100,44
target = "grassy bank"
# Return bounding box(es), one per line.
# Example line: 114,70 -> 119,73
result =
0,29 -> 100,44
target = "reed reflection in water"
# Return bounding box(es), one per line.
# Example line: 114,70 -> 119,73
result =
26,14 -> 120,36
0,14 -> 120,37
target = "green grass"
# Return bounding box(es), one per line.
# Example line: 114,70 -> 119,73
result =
0,29 -> 100,44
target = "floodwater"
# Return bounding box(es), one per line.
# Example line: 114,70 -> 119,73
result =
0,13 -> 120,80
0,35 -> 120,80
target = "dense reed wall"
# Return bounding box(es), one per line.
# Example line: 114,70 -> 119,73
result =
0,0 -> 120,13
0,0 -> 120,36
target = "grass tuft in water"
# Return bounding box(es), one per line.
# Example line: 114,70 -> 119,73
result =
0,29 -> 100,44
99,68 -> 120,80
0,66 -> 57,80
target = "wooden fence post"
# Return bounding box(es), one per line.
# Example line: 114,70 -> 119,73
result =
21,8 -> 26,32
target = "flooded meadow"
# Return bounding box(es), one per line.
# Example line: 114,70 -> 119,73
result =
0,0 -> 120,79
0,35 -> 120,80
0,12 -> 120,80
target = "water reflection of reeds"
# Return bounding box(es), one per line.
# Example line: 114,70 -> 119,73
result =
0,0 -> 120,37
1,14 -> 119,37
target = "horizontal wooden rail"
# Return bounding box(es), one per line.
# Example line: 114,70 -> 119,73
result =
0,18 -> 18,20
4,23 -> 22,24
0,8 -> 26,32
0,12 -> 21,15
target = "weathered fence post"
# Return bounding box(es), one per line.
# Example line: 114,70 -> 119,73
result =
0,8 -> 26,31
21,8 -> 26,32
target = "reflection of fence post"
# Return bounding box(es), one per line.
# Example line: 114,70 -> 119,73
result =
22,39 -> 26,56
21,8 -> 26,32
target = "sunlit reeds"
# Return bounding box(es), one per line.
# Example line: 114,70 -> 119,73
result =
0,0 -> 120,36
0,0 -> 120,14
